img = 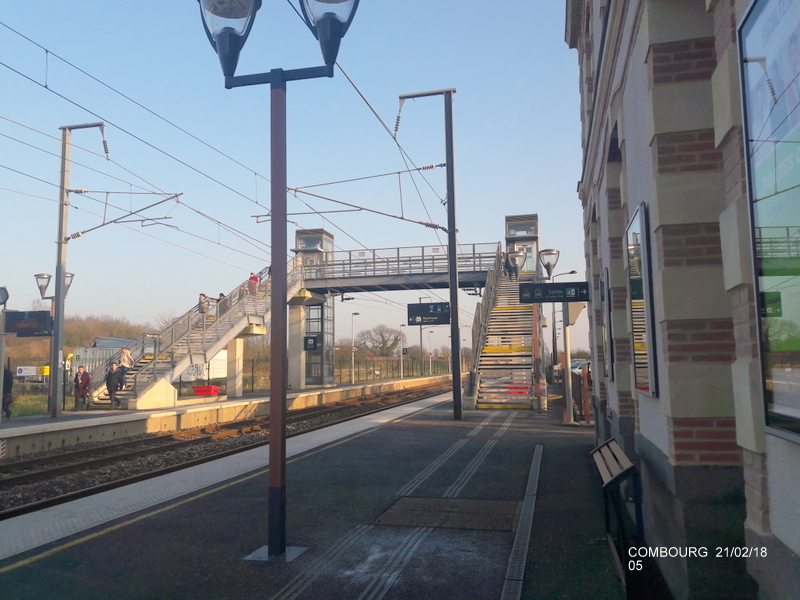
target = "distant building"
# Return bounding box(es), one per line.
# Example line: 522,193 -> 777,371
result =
566,1 -> 800,598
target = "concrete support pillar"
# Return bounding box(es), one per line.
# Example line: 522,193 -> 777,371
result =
288,303 -> 306,390
226,338 -> 244,398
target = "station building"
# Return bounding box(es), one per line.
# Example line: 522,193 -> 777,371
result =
565,0 -> 800,598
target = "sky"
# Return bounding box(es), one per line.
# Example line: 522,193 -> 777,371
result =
0,1 -> 588,355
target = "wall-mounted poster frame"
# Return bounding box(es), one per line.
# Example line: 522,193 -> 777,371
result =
625,203 -> 659,397
740,0 -> 800,441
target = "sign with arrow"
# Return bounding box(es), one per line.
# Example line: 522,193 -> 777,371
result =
519,282 -> 590,304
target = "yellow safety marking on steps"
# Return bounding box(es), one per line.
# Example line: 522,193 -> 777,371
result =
476,403 -> 533,410
483,346 -> 531,353
492,306 -> 531,310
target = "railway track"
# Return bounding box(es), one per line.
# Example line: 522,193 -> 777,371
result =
0,384 -> 450,520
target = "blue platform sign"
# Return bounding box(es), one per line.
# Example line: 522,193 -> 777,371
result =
407,302 -> 450,325
519,282 -> 590,304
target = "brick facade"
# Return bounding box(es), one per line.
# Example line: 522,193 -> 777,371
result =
652,129 -> 724,175
656,222 -> 723,268
663,319 -> 736,363
648,37 -> 717,85
669,416 -> 742,465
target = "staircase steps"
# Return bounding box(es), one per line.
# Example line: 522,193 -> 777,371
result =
475,275 -> 536,409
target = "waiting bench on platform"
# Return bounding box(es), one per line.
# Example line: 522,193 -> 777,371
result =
591,438 -> 644,599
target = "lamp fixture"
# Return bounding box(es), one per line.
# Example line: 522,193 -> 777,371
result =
538,248 -> 560,279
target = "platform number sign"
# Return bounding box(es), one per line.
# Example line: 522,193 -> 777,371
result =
407,302 -> 450,325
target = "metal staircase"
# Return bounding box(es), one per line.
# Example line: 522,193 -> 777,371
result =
474,273 -> 535,409
87,260 -> 303,407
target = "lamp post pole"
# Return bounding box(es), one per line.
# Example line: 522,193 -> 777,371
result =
399,324 -> 405,379
401,89 -> 461,418
351,312 -> 359,385
429,330 -> 434,375
563,301 -> 576,425
0,287 -> 7,424
550,270 -> 577,369
198,0 -> 360,561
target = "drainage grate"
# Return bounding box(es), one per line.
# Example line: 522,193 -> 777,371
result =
375,498 -> 519,532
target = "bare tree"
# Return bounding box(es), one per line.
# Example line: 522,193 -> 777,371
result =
355,325 -> 401,357
151,310 -> 179,331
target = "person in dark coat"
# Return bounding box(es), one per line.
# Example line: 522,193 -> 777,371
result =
216,293 -> 228,315
2,366 -> 13,420
74,365 -> 91,410
106,363 -> 123,409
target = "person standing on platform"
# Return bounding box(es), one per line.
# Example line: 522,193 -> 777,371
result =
118,347 -> 134,390
74,365 -> 91,410
106,363 -> 123,408
2,366 -> 13,420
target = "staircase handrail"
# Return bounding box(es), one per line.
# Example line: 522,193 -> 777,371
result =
89,258 -> 300,396
465,243 -> 503,395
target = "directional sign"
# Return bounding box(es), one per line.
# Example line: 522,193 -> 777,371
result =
519,282 -> 591,304
407,302 -> 450,325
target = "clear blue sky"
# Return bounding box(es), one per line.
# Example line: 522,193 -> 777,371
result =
0,1 -> 588,353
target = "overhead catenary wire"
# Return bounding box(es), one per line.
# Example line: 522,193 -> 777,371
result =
1,18 -> 474,324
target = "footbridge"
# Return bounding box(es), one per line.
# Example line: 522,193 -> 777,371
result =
79,242 -> 513,411
301,242 -> 500,295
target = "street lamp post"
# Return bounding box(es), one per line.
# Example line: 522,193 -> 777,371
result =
537,249 -> 560,413
418,296 -> 430,376
428,329 -> 434,375
551,270 -> 578,367
351,312 -> 360,385
198,0 -> 360,561
0,287 -> 8,424
35,271 -> 75,416
399,324 -> 406,379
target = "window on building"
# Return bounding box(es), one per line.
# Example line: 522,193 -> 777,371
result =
625,203 -> 658,396
741,0 -> 800,439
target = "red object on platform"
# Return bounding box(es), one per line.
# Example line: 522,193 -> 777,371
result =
192,385 -> 219,396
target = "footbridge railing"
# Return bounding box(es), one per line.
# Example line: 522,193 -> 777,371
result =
303,242 -> 500,280
86,257 -> 303,399
464,249 -> 504,398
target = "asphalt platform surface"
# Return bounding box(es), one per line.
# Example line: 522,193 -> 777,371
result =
0,390 -> 630,600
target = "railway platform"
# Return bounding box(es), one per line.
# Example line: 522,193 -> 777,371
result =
0,388 -> 631,600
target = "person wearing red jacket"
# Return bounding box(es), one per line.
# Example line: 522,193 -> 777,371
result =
74,365 -> 91,411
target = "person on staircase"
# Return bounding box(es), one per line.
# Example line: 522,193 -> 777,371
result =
119,347 -> 134,390
197,293 -> 210,313
106,362 -> 123,409
506,252 -> 521,281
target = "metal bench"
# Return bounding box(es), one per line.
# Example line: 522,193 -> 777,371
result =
591,438 -> 644,599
